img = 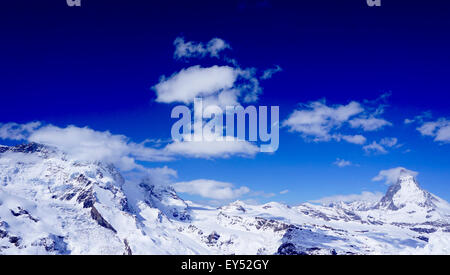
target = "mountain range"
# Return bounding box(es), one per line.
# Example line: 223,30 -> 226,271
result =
1,143 -> 449,254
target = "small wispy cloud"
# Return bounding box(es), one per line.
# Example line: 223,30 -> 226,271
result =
363,141 -> 388,155
173,37 -> 231,60
283,100 -> 364,142
333,158 -> 353,168
379,137 -> 398,148
261,65 -> 282,80
363,137 -> 400,155
404,111 -> 432,125
417,118 -> 450,143
338,134 -> 367,145
403,111 -> 450,143
349,117 -> 392,131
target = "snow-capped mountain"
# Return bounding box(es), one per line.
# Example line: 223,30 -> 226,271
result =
0,143 -> 206,254
375,171 -> 438,210
1,143 -> 450,255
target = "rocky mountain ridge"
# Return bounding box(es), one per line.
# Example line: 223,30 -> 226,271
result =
1,143 -> 449,254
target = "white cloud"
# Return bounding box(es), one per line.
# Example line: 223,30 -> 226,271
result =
236,67 -> 261,103
261,65 -> 282,80
155,36 -> 274,108
1,122 -> 263,162
124,166 -> 178,187
283,100 -> 364,142
279,189 -> 289,195
310,191 -> 384,205
283,96 -> 393,147
207,38 -> 231,58
363,141 -> 387,154
372,167 -> 418,185
153,65 -> 238,104
333,158 -> 352,168
363,91 -> 391,116
0,122 -> 41,141
338,134 -> 367,145
363,137 -> 399,155
436,126 -> 450,142
173,179 -> 250,200
152,65 -> 261,106
380,137 -> 398,148
349,117 -> 392,131
27,125 -> 172,171
164,135 -> 259,159
173,37 -> 231,60
404,118 -> 415,124
418,121 -> 441,136
152,36 -> 276,159
0,123 -> 183,185
417,118 -> 450,143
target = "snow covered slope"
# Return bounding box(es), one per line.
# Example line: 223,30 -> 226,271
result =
1,143 -> 449,254
0,143 -> 207,254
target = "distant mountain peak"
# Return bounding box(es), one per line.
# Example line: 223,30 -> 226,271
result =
218,200 -> 248,213
398,168 -> 416,181
375,173 -> 436,211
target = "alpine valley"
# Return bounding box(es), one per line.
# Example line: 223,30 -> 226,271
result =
1,143 -> 450,255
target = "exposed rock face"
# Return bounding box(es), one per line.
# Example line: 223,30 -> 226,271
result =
277,243 -> 337,256
138,181 -> 191,221
90,206 -> 117,233
31,234 -> 69,254
206,231 -> 220,245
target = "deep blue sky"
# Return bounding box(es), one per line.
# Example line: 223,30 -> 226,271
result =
1,0 -> 450,204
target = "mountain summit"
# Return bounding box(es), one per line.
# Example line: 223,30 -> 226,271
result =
375,170 -> 436,211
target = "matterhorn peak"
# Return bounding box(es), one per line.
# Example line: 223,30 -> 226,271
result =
397,168 -> 416,181
375,171 -> 436,210
396,170 -> 421,192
